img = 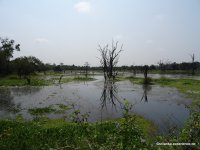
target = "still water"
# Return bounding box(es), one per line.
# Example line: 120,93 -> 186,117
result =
0,75 -> 192,133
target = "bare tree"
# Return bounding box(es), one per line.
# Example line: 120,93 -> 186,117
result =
98,44 -> 109,80
98,40 -> 123,80
189,53 -> 195,75
108,41 -> 123,79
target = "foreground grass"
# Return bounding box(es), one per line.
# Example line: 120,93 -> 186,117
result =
1,114 -> 198,150
0,115 -> 155,150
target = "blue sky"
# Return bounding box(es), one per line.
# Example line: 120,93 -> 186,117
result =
0,0 -> 200,66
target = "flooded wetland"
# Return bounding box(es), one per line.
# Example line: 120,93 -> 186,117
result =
0,74 -> 194,134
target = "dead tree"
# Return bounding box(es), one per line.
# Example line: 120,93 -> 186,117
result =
98,40 -> 123,80
98,44 -> 109,80
189,53 -> 195,75
108,41 -> 123,79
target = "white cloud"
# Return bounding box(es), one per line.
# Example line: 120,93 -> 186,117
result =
113,35 -> 123,41
35,38 -> 49,44
74,2 -> 92,13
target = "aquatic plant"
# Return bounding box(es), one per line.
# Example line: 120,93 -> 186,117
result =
28,106 -> 56,116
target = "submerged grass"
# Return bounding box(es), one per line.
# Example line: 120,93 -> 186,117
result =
73,76 -> 96,81
28,104 -> 71,116
28,106 -> 56,116
126,76 -> 145,84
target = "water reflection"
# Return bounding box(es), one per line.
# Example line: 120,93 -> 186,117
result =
0,87 -> 41,113
100,81 -> 122,110
11,87 -> 41,96
141,85 -> 152,103
0,88 -> 15,111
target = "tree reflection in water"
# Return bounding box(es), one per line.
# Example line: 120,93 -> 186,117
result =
0,88 -> 15,111
100,80 -> 122,110
0,87 -> 41,113
140,84 -> 152,103
11,86 -> 41,96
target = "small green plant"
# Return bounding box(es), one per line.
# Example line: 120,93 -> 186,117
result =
179,109 -> 200,145
70,104 -> 90,123
28,106 -> 56,116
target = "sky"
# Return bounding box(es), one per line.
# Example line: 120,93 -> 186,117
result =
0,0 -> 200,66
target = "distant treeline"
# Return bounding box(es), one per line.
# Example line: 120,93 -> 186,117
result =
1,37 -> 199,77
51,62 -> 200,73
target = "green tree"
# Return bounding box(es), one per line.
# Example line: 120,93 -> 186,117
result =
0,38 -> 20,75
14,56 -> 43,84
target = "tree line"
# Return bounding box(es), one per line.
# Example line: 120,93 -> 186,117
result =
1,38 -> 199,80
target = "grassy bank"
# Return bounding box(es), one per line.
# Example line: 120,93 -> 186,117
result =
1,113 -> 198,150
127,76 -> 200,100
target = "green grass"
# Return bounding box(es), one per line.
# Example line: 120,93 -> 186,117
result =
0,75 -> 96,86
0,115 -> 154,150
59,76 -> 96,84
149,69 -> 200,75
73,76 -> 96,81
133,115 -> 157,141
28,106 -> 57,116
28,104 -> 71,116
0,99 -> 156,149
128,76 -> 200,100
1,113 -> 198,150
60,77 -> 73,83
126,76 -> 146,84
153,77 -> 200,100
